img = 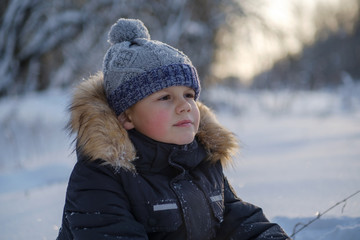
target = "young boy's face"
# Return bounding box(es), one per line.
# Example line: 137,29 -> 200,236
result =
120,86 -> 200,145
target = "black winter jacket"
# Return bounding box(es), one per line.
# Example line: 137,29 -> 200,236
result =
57,73 -> 290,240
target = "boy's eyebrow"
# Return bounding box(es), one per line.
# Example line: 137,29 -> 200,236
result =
152,90 -> 170,96
152,90 -> 168,95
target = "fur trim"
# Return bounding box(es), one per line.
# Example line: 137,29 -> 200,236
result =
68,72 -> 239,171
196,103 -> 239,167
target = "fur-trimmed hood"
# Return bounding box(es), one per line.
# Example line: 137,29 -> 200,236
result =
68,72 -> 239,171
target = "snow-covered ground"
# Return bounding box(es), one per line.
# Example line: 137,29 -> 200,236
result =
1,84 -> 360,239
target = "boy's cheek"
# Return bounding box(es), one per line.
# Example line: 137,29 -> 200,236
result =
193,106 -> 201,130
147,111 -> 170,132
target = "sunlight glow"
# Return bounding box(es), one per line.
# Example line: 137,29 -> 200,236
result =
212,0 -> 359,84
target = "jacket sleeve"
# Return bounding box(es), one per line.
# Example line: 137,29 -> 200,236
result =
62,160 -> 148,240
216,177 -> 291,240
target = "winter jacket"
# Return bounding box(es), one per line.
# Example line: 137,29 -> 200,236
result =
57,72 -> 290,240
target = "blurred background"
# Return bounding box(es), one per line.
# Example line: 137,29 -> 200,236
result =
1,0 -> 360,239
1,0 -> 359,94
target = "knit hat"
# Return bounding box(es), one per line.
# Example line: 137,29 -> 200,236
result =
103,18 -> 201,116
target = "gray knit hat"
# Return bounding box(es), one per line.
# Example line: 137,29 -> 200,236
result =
103,18 -> 201,116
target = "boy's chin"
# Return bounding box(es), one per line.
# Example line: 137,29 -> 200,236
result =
170,136 -> 196,145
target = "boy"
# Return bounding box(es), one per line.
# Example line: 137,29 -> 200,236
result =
57,18 -> 290,240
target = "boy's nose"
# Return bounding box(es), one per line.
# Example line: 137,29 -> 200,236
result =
176,99 -> 191,114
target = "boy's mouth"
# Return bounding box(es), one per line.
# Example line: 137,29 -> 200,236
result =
174,120 -> 193,127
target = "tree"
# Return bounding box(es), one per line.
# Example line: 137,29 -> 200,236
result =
251,1 -> 360,89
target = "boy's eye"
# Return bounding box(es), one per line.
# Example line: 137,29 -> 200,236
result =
185,92 -> 195,99
158,95 -> 170,101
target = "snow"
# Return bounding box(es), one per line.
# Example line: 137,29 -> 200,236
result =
1,85 -> 360,239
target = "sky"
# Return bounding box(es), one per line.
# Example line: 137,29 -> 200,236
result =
212,0 -> 359,83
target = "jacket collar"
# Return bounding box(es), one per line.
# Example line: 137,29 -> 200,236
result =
68,72 -> 239,172
128,129 -> 206,173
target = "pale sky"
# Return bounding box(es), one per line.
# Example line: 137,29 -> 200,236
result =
212,0 -> 359,84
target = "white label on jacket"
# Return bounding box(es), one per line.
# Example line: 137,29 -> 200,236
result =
210,194 -> 222,202
153,203 -> 178,211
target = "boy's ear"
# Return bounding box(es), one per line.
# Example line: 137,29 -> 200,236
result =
118,112 -> 134,130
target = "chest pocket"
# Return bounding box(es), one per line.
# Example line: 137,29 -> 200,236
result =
132,200 -> 183,232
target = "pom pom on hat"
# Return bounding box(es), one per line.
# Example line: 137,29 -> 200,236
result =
108,18 -> 150,44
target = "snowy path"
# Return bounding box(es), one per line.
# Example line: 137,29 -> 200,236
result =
223,113 -> 360,219
0,183 -> 67,240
